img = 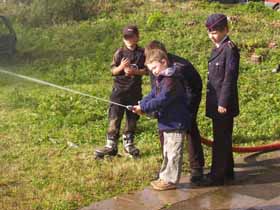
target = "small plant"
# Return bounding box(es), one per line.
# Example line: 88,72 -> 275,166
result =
146,11 -> 164,28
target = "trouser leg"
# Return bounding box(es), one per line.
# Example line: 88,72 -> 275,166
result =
159,130 -> 164,157
210,118 -> 234,181
187,118 -> 205,169
122,103 -> 140,157
106,104 -> 125,147
159,131 -> 185,184
95,104 -> 125,158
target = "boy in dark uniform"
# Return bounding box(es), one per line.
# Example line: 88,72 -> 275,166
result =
95,25 -> 147,159
204,14 -> 240,185
145,41 -> 205,184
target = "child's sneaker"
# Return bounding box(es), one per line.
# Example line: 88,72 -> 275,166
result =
150,179 -> 176,191
95,146 -> 118,159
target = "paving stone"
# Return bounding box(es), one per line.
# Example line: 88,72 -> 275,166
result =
163,188 -> 265,210
81,196 -> 145,210
227,183 -> 280,201
247,195 -> 280,210
81,149 -> 280,210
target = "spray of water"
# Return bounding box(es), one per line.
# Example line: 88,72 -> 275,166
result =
0,68 -> 133,110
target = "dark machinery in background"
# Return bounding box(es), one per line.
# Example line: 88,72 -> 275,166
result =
0,15 -> 17,58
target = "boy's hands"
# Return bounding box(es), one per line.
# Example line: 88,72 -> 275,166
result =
132,105 -> 144,115
124,67 -> 134,76
120,58 -> 130,70
111,58 -> 130,75
218,106 -> 227,114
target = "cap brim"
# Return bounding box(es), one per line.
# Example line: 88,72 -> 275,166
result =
123,33 -> 137,39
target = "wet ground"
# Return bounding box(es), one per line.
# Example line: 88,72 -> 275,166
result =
81,149 -> 280,210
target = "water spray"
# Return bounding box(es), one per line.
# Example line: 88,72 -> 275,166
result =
2,68 -> 279,153
0,68 -> 133,110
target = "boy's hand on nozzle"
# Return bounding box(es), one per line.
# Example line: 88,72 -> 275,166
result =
132,105 -> 144,115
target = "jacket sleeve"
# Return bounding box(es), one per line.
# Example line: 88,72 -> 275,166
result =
140,78 -> 176,113
218,46 -> 239,107
140,87 -> 156,106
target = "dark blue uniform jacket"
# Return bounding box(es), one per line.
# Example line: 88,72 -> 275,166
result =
140,66 -> 191,132
206,37 -> 240,119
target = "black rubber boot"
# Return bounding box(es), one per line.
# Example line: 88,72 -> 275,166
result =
95,146 -> 118,159
123,134 -> 140,158
95,138 -> 118,159
190,168 -> 204,184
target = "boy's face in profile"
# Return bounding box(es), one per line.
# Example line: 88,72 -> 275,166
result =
208,28 -> 228,45
123,35 -> 139,50
147,59 -> 167,77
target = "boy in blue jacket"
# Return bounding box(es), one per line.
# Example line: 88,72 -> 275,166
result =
133,49 -> 191,191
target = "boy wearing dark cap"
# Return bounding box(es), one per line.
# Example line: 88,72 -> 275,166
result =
145,40 -> 205,184
204,14 -> 240,185
95,25 -> 147,159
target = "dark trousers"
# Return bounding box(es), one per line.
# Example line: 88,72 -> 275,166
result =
210,117 -> 234,180
107,90 -> 141,142
107,104 -> 139,141
159,96 -> 204,170
187,118 -> 205,169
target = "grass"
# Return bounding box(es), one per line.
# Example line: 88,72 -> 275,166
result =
0,1 -> 280,209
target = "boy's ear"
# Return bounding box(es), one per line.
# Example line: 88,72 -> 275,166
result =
161,58 -> 168,66
222,26 -> 229,33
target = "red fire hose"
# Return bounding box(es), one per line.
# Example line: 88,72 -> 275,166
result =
201,137 -> 280,153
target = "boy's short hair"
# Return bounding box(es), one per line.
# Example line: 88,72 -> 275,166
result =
145,40 -> 167,56
205,13 -> 228,32
123,25 -> 139,39
145,49 -> 169,65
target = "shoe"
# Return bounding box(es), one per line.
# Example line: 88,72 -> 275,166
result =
124,145 -> 140,158
190,168 -> 203,184
123,134 -> 140,158
95,146 -> 118,159
200,173 -> 224,186
151,179 -> 176,191
226,172 -> 235,181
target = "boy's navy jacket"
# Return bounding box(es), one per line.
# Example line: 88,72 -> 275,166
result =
206,36 -> 240,119
150,53 -> 202,114
140,66 -> 191,132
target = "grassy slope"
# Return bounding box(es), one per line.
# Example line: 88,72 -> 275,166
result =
0,1 -> 280,210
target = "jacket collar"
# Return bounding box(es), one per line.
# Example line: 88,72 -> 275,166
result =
208,36 -> 230,62
156,65 -> 176,83
159,66 -> 176,77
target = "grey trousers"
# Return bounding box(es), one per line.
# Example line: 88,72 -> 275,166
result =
159,131 -> 186,184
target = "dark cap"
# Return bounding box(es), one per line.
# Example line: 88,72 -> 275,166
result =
205,14 -> 228,31
123,25 -> 139,38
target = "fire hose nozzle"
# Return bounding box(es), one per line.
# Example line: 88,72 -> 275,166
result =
126,105 -> 133,111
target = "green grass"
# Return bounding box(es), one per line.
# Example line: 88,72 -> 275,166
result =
0,1 -> 280,209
